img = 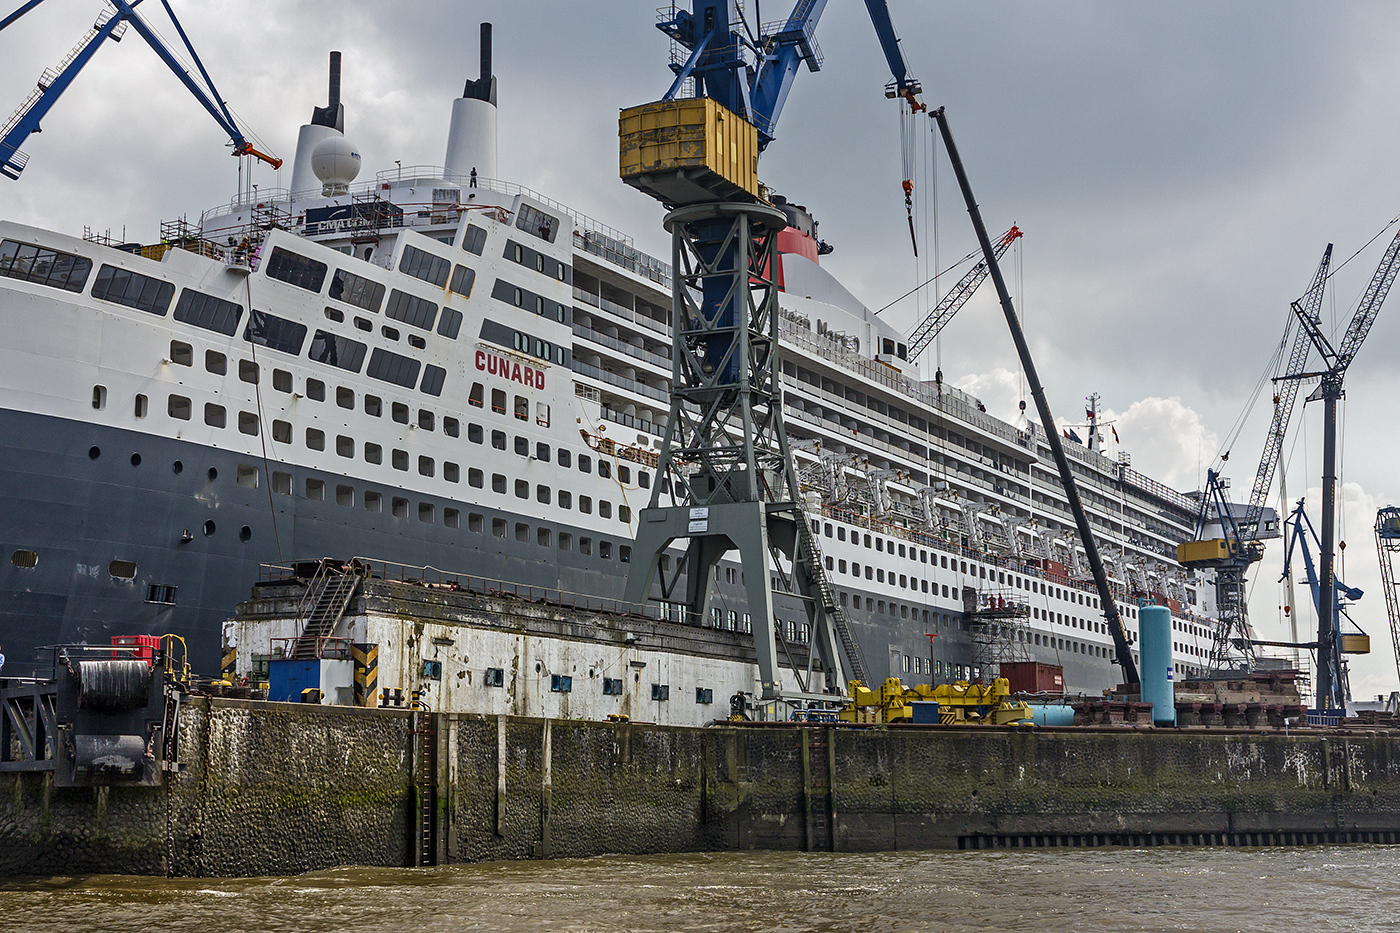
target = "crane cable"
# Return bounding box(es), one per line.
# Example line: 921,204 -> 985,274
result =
900,99 -> 918,256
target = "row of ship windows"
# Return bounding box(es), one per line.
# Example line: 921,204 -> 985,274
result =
161,333 -> 561,430
93,382 -> 651,498
0,241 -> 455,397
116,342 -> 551,433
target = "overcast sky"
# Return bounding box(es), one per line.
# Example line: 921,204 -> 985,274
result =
4,1 -> 1399,699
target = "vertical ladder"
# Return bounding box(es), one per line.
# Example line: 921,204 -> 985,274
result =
803,726 -> 833,852
795,513 -> 867,683
412,708 -> 436,867
290,570 -> 361,659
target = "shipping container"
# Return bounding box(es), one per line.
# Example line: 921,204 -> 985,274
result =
1000,661 -> 1064,695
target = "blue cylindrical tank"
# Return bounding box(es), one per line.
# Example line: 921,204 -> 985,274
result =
1025,704 -> 1075,727
1138,604 -> 1176,726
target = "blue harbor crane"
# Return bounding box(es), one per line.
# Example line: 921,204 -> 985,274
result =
656,0 -> 923,154
1272,498 -> 1369,710
656,1 -> 926,251
622,1 -> 934,702
0,0 -> 280,180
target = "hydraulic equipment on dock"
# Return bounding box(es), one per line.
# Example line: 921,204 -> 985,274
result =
841,676 -> 1032,725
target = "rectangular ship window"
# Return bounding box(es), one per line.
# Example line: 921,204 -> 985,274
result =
309,330 -> 368,372
265,246 -> 327,292
0,239 -> 91,292
328,268 -> 384,311
92,264 -> 175,315
400,244 -> 452,287
174,289 -> 244,335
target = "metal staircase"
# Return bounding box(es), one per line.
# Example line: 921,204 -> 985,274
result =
795,513 -> 866,684
290,564 -> 362,660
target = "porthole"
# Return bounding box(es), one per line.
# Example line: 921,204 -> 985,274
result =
130,453 -> 142,467
239,526 -> 252,542
203,520 -> 216,537
172,460 -> 183,474
89,446 -> 101,460
11,549 -> 38,569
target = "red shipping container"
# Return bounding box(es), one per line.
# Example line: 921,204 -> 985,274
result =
1001,661 -> 1064,695
111,634 -> 161,666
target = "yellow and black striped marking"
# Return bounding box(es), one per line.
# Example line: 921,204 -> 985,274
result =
220,646 -> 237,681
353,643 -> 379,706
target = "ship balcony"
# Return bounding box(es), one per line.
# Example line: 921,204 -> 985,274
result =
570,358 -> 669,405
571,282 -> 671,338
571,319 -> 671,373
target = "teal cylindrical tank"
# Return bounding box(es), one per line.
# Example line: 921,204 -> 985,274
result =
1138,604 -> 1176,726
1025,704 -> 1075,726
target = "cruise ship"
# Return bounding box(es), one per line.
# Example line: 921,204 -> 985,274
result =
0,37 -> 1223,693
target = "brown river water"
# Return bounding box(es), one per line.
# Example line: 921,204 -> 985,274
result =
3,846 -> 1399,932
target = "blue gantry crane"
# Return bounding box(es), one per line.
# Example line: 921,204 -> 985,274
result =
655,1 -> 926,251
0,0 -> 279,180
656,0 -> 923,153
621,2 -> 932,701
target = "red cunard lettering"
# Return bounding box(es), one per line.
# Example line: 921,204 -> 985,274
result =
475,348 -> 544,390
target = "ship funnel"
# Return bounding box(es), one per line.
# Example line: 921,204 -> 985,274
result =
444,22 -> 498,182
311,51 -> 345,132
479,23 -> 491,92
292,51 -> 347,197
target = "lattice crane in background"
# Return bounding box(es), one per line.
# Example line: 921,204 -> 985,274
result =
1282,226 -> 1400,710
904,226 -> 1022,363
1374,508 -> 1400,685
1180,246 -> 1331,673
0,0 -> 280,180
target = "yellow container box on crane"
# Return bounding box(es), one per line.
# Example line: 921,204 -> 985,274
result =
1177,538 -> 1233,565
619,98 -> 759,207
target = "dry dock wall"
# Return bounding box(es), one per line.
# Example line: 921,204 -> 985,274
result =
7,699 -> 1400,876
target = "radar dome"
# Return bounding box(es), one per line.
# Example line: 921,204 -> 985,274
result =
311,135 -> 361,195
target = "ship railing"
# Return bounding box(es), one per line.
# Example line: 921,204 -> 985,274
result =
371,168 -> 669,283
787,403 -> 1186,574
601,406 -> 665,437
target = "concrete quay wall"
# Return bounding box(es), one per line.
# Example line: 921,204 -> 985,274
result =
6,699 -> 1400,877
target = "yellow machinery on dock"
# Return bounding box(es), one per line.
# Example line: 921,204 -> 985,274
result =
840,677 -> 1032,725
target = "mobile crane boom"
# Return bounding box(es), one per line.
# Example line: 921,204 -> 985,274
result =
904,226 -> 1021,362
0,0 -> 279,180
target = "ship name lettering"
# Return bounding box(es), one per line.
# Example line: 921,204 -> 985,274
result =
475,349 -> 544,390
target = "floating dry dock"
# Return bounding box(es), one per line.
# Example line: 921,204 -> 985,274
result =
7,694 -> 1400,877
5,569 -> 1400,877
